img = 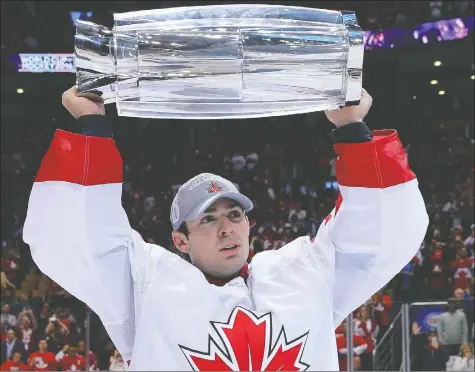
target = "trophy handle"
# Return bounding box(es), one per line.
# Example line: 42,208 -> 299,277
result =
75,20 -> 117,104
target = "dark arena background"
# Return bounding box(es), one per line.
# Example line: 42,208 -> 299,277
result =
1,1 -> 474,371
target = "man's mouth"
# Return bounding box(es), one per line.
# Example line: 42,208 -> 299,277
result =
220,244 -> 238,251
219,244 -> 240,254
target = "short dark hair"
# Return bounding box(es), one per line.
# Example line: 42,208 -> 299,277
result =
175,223 -> 191,263
177,222 -> 189,237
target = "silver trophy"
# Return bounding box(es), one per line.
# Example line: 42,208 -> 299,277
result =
75,5 -> 363,119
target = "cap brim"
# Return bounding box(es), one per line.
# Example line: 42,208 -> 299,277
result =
184,192 -> 253,222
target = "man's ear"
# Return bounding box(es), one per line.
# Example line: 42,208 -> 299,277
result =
172,231 -> 190,254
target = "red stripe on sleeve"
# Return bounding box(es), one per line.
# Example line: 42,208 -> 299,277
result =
35,129 -> 123,185
334,129 -> 415,188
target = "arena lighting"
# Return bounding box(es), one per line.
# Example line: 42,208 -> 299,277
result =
430,80 -> 438,85
471,75 -> 474,80
438,90 -> 446,95
433,61 -> 442,67
16,88 -> 24,94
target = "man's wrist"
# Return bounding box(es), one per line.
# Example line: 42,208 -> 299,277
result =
77,115 -> 113,138
327,122 -> 373,143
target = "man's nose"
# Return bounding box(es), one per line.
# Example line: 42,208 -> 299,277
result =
218,216 -> 234,236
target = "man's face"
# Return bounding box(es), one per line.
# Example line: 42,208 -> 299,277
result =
454,288 -> 465,300
39,340 -> 47,352
353,356 -> 361,370
68,346 -> 77,357
78,341 -> 85,353
6,330 -> 15,341
2,304 -> 10,314
341,321 -> 347,335
12,352 -> 21,363
459,248 -> 467,258
22,317 -> 31,329
359,305 -> 368,319
172,198 -> 250,279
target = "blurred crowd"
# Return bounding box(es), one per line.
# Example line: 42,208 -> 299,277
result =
1,1 -> 474,371
355,0 -> 473,30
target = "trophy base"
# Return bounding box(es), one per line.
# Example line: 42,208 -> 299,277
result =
114,73 -> 348,119
116,97 -> 342,120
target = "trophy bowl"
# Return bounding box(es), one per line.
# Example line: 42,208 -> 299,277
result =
75,4 -> 363,119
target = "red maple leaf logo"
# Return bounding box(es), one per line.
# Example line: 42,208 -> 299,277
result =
207,183 -> 223,193
179,307 -> 309,371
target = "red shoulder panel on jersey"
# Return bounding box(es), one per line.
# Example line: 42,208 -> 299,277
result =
35,129 -> 122,185
334,129 -> 416,188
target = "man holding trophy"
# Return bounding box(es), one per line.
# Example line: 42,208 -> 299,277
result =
23,5 -> 428,371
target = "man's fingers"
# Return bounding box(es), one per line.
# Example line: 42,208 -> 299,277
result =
77,91 -> 105,104
62,86 -> 77,105
62,85 -> 104,104
361,88 -> 372,101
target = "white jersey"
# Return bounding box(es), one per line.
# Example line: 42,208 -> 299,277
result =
24,129 -> 428,370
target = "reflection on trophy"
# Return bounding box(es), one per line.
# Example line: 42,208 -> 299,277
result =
75,5 -> 363,119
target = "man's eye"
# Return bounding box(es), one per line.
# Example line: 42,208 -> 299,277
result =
229,210 -> 243,219
201,216 -> 215,224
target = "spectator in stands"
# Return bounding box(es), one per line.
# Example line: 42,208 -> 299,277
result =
49,282 -> 66,309
450,247 -> 474,292
447,343 -> 474,371
411,322 -> 449,371
27,339 -> 57,371
463,225 -> 474,254
396,258 -> 417,302
43,324 -> 61,354
0,271 -> 16,301
425,242 -> 450,300
58,344 -> 85,371
97,340 -> 116,371
36,302 -> 51,338
454,288 -> 474,341
1,329 -> 26,364
335,319 -> 368,371
10,294 -> 31,317
354,305 -> 378,371
0,305 -> 16,334
437,299 -> 469,356
78,339 -> 98,371
353,355 -> 363,371
49,308 -> 73,346
17,313 -> 36,354
109,349 -> 126,371
0,351 -> 28,371
1,251 -> 19,287
17,308 -> 36,331
372,290 -> 393,341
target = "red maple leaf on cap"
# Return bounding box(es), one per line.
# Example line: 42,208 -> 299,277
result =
207,183 -> 223,193
179,307 -> 309,371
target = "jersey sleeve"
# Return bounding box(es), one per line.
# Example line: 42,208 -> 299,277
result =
312,130 -> 429,327
23,129 -> 164,361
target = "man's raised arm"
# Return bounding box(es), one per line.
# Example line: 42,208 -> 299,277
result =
313,89 -> 429,327
23,87 -> 155,361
